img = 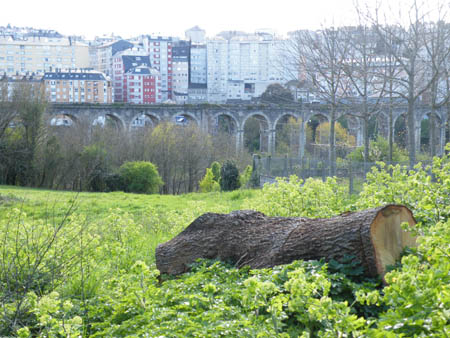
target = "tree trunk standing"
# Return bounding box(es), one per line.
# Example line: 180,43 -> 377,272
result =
156,205 -> 417,279
446,77 -> 450,149
388,80 -> 394,163
429,111 -> 436,157
407,83 -> 417,168
363,116 -> 369,173
329,107 -> 336,176
447,102 -> 450,150
362,114 -> 369,166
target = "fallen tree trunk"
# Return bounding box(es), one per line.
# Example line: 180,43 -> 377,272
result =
156,205 -> 417,278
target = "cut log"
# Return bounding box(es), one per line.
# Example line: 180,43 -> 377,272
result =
155,205 -> 417,278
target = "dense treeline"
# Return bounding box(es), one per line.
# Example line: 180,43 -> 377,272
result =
0,83 -> 249,194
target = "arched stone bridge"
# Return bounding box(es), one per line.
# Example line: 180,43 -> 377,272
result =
48,103 -> 448,156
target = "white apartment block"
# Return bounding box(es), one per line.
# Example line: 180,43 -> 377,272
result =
206,32 -> 286,103
190,44 -> 207,85
0,35 -> 89,75
172,42 -> 189,103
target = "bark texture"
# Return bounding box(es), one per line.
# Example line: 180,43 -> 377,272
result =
156,205 -> 417,278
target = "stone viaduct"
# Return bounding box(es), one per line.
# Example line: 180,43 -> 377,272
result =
48,103 -> 448,157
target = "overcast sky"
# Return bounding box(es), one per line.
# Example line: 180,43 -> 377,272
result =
1,0 -> 448,39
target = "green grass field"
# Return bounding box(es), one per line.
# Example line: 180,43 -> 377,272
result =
0,153 -> 448,338
0,185 -> 259,223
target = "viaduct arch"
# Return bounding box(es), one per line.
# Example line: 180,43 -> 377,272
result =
47,103 -> 448,157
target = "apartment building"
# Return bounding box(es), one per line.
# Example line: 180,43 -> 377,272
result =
1,73 -> 44,100
206,31 -> 286,103
123,65 -> 161,104
112,49 -> 150,102
0,32 -> 89,75
43,69 -> 112,103
89,39 -> 134,77
172,41 -> 189,103
185,26 -> 206,44
189,44 -> 207,86
139,35 -> 173,101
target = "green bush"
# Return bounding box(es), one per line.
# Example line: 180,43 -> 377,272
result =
104,173 -> 126,192
199,168 -> 220,193
347,136 -> 408,162
244,175 -> 350,218
211,161 -> 221,183
220,161 -> 241,191
239,165 -> 253,188
118,161 -> 163,194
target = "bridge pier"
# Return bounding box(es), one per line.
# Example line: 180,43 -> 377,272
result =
439,125 -> 446,155
356,127 -> 363,147
235,129 -> 244,153
299,119 -> 306,159
415,122 -> 421,154
268,129 -> 276,154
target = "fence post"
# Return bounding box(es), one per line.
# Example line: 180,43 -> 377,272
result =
322,161 -> 326,182
250,154 -> 260,188
349,161 -> 354,195
284,154 -> 288,177
301,156 -> 306,181
266,155 -> 271,175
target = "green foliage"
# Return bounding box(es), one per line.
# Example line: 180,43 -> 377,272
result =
104,173 -> 126,192
347,136 -> 408,162
260,83 -> 294,104
86,259 -> 379,337
365,219 -> 450,337
80,144 -> 108,192
220,161 -> 241,191
199,168 -> 220,193
0,144 -> 449,337
118,161 -> 163,194
315,121 -> 356,146
0,204 -> 95,335
239,165 -> 253,188
355,144 -> 450,227
210,161 -> 221,183
243,116 -> 262,153
244,175 -> 351,218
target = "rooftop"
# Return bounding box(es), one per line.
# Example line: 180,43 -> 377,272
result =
44,71 -> 106,81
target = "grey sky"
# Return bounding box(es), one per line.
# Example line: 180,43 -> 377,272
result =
2,0 -> 448,39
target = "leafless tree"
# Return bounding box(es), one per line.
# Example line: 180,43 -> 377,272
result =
340,19 -> 389,165
371,0 -> 448,166
422,18 -> 450,155
285,28 -> 350,175
0,76 -> 16,140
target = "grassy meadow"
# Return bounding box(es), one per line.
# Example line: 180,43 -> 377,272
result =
0,185 -> 258,222
0,151 -> 449,337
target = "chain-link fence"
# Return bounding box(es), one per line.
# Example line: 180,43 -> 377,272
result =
254,155 -> 433,194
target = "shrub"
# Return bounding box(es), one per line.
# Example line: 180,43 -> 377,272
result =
210,161 -> 221,183
199,168 -> 220,193
244,175 -> 350,218
104,173 -> 126,192
239,165 -> 252,188
220,161 -> 241,191
347,136 -> 408,162
118,161 -> 163,194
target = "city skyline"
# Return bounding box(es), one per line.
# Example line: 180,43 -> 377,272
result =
2,0 -> 447,40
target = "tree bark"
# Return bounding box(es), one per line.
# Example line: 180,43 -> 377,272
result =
156,205 -> 417,279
